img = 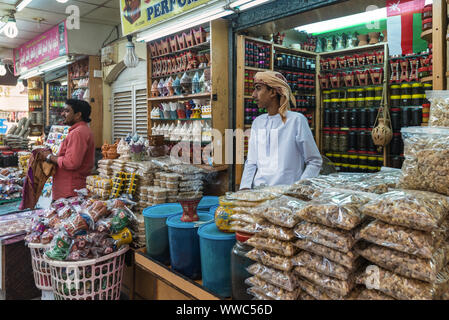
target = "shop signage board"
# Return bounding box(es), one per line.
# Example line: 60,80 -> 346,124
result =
120,0 -> 209,36
12,21 -> 68,76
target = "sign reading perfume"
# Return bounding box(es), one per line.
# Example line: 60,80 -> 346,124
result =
120,0 -> 209,36
13,22 -> 68,75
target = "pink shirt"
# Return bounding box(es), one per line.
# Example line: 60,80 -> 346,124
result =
52,121 -> 95,200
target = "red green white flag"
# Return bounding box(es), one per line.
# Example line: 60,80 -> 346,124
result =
387,0 -> 427,55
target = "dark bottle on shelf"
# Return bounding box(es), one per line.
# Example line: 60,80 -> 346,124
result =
340,109 -> 349,128
367,131 -> 377,153
368,108 -> 377,127
349,108 -> 359,128
359,108 -> 368,129
332,109 -> 340,128
348,130 -> 357,151
411,107 -> 422,126
324,109 -> 331,128
390,133 -> 402,155
391,108 -> 401,131
357,130 -> 367,152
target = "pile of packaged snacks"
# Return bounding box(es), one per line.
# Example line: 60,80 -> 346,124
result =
427,91 -> 449,128
0,167 -> 23,200
86,175 -> 112,200
292,189 -> 373,299
399,126 -> 449,196
0,210 -> 37,238
18,151 -> 31,173
356,189 -> 449,299
97,159 -> 114,178
25,191 -> 137,260
111,159 -> 126,174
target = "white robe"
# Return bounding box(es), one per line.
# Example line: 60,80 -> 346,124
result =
240,111 -> 322,189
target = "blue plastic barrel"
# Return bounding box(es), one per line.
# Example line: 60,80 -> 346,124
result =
166,213 -> 213,279
143,203 -> 183,265
208,204 -> 219,217
198,222 -> 236,297
197,196 -> 219,215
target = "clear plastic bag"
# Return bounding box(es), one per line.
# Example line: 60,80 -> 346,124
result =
246,235 -> 297,256
298,291 -> 316,300
286,177 -> 332,201
356,288 -> 396,300
254,221 -> 295,241
355,241 -> 449,283
251,195 -> 305,228
247,286 -> 275,300
399,126 -> 449,196
247,263 -> 299,292
225,190 -> 278,202
292,250 -> 363,281
294,265 -> 356,297
245,276 -> 301,300
361,189 -> 449,232
294,221 -> 357,253
356,264 -> 449,300
294,238 -> 360,269
230,213 -> 263,225
230,221 -> 258,234
296,189 -> 375,231
358,219 -> 448,259
428,90 -> 449,127
246,248 -> 293,272
297,279 -> 333,300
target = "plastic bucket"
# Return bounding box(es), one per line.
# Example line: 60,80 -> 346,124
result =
197,196 -> 219,214
198,222 -> 236,297
208,204 -> 219,217
166,213 -> 213,279
143,203 -> 182,265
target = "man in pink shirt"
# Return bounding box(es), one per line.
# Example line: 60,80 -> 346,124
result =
42,99 -> 95,201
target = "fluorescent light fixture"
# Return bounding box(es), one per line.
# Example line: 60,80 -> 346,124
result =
38,56 -> 70,73
137,1 -> 233,42
19,68 -> 42,79
16,0 -> 33,12
237,0 -> 271,10
295,7 -> 386,34
1,16 -> 18,38
56,0 -> 69,3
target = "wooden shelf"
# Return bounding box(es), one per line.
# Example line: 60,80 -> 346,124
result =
148,92 -> 211,101
151,66 -> 209,80
319,42 -> 387,56
151,41 -> 210,59
421,29 -> 432,43
245,66 -> 271,72
421,76 -> 433,83
134,250 -> 221,300
320,63 -> 384,73
273,44 -> 318,57
151,118 -> 212,121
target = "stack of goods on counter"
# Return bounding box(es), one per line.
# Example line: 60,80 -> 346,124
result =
25,191 -> 137,262
0,167 -> 24,201
5,117 -> 31,150
86,176 -> 112,200
355,190 -> 449,300
292,188 -> 376,299
0,210 -> 37,240
427,91 -> 449,128
97,159 -> 115,178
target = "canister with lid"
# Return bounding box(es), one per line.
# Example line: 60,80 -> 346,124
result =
332,109 -> 340,128
368,108 -> 377,127
347,89 -> 356,99
341,154 -> 349,165
330,90 -> 339,99
359,108 -> 368,128
355,88 -> 365,99
368,156 -> 377,167
348,154 -> 358,165
323,131 -> 331,151
323,99 -> 331,109
338,131 -> 348,153
323,109 -> 331,127
377,156 -> 384,167
348,130 -> 357,151
412,94 -> 424,106
323,90 -> 331,100
390,108 -> 401,131
401,95 -> 411,107
411,107 -> 422,126
365,87 -> 375,98
359,155 -> 368,166
390,95 -> 401,107
412,83 -> 424,95
347,98 -> 356,108
333,153 -> 341,164
356,98 -> 365,108
400,83 -> 412,95
357,130 -> 367,152
390,84 -> 401,95
374,86 -> 383,97
330,131 -> 339,152
340,109 -> 350,128
349,108 -> 359,128
401,107 -> 410,127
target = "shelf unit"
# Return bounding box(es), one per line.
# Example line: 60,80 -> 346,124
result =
421,29 -> 433,43
235,35 -> 319,187
67,56 -> 103,148
27,76 -> 44,136
46,82 -> 68,127
147,20 -> 229,167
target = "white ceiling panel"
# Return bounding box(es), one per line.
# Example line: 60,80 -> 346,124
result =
84,6 -> 120,24
27,0 -> 99,15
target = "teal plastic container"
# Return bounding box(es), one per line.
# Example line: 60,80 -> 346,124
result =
166,213 -> 213,279
208,205 -> 219,217
197,196 -> 219,214
143,203 -> 183,265
198,222 -> 236,297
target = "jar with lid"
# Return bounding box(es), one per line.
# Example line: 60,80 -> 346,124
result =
390,133 -> 402,155
323,109 -> 332,127
349,108 -> 359,128
348,155 -> 358,165
323,90 -> 331,100
330,132 -> 339,152
349,164 -> 358,172
368,108 -> 377,127
357,130 -> 368,152
401,107 -> 410,127
348,130 -> 357,151
367,130 -> 377,153
323,131 -> 331,151
347,89 -> 356,99
341,164 -> 350,172
411,94 -> 424,106
356,88 -> 365,99
330,98 -> 339,109
341,154 -> 349,165
374,96 -> 382,107
401,95 -> 411,107
368,166 -> 378,173
411,107 -> 422,126
330,90 -> 339,99
390,108 -> 401,131
400,83 -> 412,95
368,156 -> 377,167
390,95 -> 401,107
338,131 -> 348,153
359,155 -> 368,166
332,109 -> 340,128
333,153 -> 341,164
423,83 -> 433,92
231,232 -> 254,300
374,86 -> 383,97
347,98 -> 356,108
412,83 -> 424,95
391,156 -> 403,169
340,98 -> 347,109
365,87 -> 375,98
365,97 -> 375,108
340,109 -> 350,128
359,108 -> 368,128
359,165 -> 369,173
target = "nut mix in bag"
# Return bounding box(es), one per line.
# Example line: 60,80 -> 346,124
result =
285,177 -> 332,201
251,195 -> 306,228
297,278 -> 333,300
427,90 -> 449,127
247,286 -> 275,300
399,126 -> 449,196
355,241 -> 449,283
246,248 -> 293,272
356,288 -> 396,300
246,235 -> 297,257
294,265 -> 356,297
358,219 -> 448,259
244,276 -> 301,300
294,221 -> 357,253
254,221 -> 296,241
356,264 -> 449,300
292,250 -> 363,281
296,189 -> 375,231
360,189 -> 449,232
247,263 -> 299,292
294,238 -> 360,269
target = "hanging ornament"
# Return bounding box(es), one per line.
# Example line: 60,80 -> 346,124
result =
372,87 -> 393,152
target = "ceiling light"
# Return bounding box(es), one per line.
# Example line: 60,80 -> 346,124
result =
38,56 -> 70,73
56,0 -> 69,3
0,63 -> 6,76
16,0 -> 33,12
1,16 -> 19,38
295,7 -> 387,34
236,0 -> 272,10
16,79 -> 25,92
124,36 -> 139,68
19,68 -> 42,79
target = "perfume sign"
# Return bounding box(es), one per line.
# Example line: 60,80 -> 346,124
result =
120,0 -> 209,36
13,21 -> 68,75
